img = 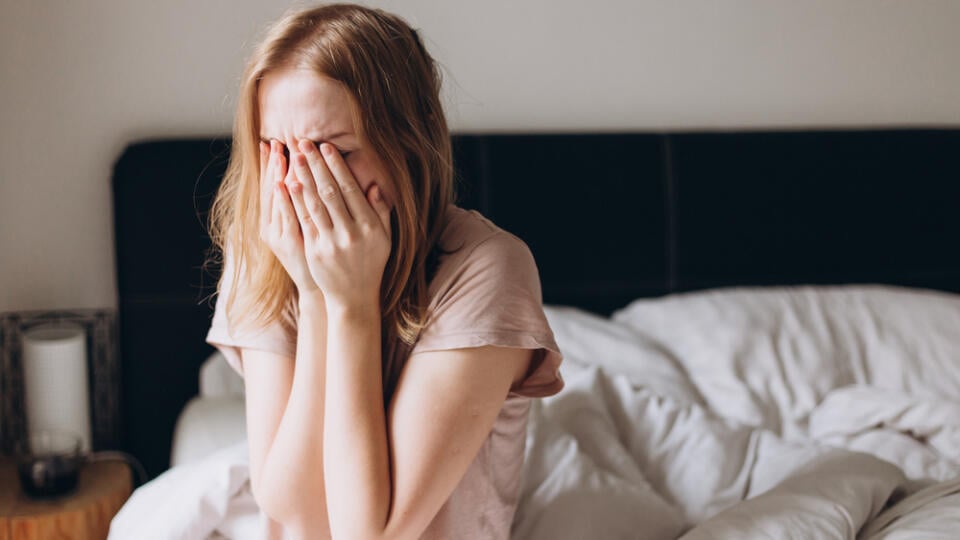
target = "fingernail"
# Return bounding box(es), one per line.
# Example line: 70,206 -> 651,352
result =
321,143 -> 333,157
298,139 -> 312,153
373,185 -> 382,201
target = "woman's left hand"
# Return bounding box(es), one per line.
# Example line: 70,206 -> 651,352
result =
284,139 -> 392,310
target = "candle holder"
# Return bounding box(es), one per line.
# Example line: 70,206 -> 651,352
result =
0,309 -> 120,458
14,429 -> 83,498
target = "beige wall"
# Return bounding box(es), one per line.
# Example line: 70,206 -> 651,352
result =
2,0 -> 959,312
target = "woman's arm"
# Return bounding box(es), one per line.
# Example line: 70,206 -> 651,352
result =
249,139 -> 332,533
249,292 -> 530,540
237,348 -> 294,511
251,297 -> 331,536
321,297 -> 532,540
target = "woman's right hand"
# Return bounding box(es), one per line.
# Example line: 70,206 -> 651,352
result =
259,140 -> 319,294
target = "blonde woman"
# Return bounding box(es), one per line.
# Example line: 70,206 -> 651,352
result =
205,3 -> 564,538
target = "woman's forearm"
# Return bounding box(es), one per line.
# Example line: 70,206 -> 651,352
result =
256,294 -> 331,533
323,301 -> 393,539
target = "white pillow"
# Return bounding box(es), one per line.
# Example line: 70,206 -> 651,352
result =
170,396 -> 246,467
200,350 -> 245,398
543,304 -> 704,406
610,285 -> 960,434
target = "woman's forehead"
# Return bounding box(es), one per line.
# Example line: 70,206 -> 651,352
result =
258,69 -> 355,141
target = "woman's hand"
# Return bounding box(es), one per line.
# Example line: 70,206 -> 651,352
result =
259,140 -> 320,295
285,140 -> 392,310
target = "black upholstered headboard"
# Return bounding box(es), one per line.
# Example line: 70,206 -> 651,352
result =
112,129 -> 960,480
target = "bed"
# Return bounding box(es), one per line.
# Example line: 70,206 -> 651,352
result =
109,130 -> 960,538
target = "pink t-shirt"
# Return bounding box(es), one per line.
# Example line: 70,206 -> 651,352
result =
205,204 -> 564,539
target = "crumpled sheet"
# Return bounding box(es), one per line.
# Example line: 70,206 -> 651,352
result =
108,441 -> 269,540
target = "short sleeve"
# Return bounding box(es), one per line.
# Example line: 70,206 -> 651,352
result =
205,247 -> 296,378
410,232 -> 564,398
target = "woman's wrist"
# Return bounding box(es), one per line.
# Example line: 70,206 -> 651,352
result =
325,300 -> 379,325
298,288 -> 326,314
298,287 -> 380,322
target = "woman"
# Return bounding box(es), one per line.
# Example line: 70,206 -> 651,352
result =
205,4 -> 564,539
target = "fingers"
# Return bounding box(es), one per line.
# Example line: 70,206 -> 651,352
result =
296,140 -> 353,226
271,174 -> 282,236
290,148 -> 332,231
285,156 -> 320,239
273,147 -> 299,239
367,184 -> 392,238
285,178 -> 314,238
259,142 -> 274,232
259,140 -> 269,181
313,142 -> 379,228
269,142 -> 283,234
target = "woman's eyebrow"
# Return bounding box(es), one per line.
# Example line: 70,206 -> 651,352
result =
258,131 -> 352,142
315,131 -> 351,141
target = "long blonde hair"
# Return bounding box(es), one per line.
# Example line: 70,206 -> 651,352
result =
207,3 -> 454,393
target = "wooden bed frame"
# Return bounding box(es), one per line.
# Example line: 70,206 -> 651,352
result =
111,129 -> 960,480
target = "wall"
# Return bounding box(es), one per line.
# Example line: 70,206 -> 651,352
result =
1,0 -> 958,312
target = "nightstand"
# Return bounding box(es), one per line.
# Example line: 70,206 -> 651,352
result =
0,456 -> 132,540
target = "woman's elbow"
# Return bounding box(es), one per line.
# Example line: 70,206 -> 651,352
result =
251,478 -> 295,526
254,486 -> 331,538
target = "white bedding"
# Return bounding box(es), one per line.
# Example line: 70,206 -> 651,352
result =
110,285 -> 960,539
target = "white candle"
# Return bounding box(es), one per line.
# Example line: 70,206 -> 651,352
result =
21,322 -> 92,453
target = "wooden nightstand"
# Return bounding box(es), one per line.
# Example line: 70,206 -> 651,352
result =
0,456 -> 132,540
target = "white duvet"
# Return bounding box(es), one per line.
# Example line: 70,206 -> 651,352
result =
110,285 -> 960,539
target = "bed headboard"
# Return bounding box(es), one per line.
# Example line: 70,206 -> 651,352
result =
112,129 -> 960,480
